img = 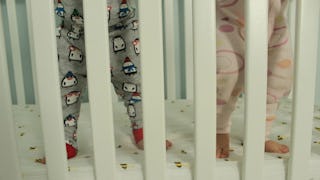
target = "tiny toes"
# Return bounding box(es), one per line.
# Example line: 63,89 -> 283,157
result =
280,145 -> 289,153
216,148 -> 229,158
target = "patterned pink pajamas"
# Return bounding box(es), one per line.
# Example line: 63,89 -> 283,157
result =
216,0 -> 293,137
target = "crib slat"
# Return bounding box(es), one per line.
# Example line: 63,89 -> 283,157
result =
29,1 -> 69,180
288,0 -> 297,50
25,0 -> 38,105
242,1 -> 268,180
184,0 -> 194,100
164,0 -> 177,99
82,0 -> 118,179
0,4 -> 23,180
139,0 -> 167,179
288,1 -> 320,180
6,0 -> 26,105
192,0 -> 216,179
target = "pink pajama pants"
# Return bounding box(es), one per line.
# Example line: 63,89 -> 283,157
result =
216,0 -> 293,137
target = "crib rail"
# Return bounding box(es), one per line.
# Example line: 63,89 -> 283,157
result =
83,1 -> 118,179
241,1 -> 268,179
5,0 -> 25,104
28,1 -> 69,179
288,1 -> 320,180
0,0 -> 320,180
163,0 -> 177,99
192,0 -> 216,179
0,3 -> 23,180
139,1 -> 168,179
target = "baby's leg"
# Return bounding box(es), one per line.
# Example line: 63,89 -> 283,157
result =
57,0 -> 87,159
216,88 -> 243,158
108,0 -> 172,150
215,5 -> 246,157
37,0 -> 86,163
265,0 -> 293,153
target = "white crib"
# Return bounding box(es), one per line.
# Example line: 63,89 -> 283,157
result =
1,0 -> 320,180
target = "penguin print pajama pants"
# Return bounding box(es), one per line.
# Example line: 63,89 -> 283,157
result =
55,0 -> 142,150
216,0 -> 293,137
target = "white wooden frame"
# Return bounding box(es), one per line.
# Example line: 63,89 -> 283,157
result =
0,0 -> 320,180
192,0 -> 216,179
0,3 -> 23,180
139,0 -> 167,179
83,0 -> 118,179
5,0 -> 25,104
29,1 -> 69,179
163,0 -> 177,99
288,1 -> 320,179
242,1 -> 268,180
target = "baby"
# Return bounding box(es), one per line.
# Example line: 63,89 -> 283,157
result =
216,0 -> 293,158
39,0 -> 172,162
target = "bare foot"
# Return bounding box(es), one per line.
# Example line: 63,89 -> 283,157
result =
265,140 -> 289,153
136,140 -> 173,150
216,134 -> 230,158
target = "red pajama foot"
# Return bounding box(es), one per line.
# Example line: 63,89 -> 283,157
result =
133,128 -> 144,144
66,143 -> 77,159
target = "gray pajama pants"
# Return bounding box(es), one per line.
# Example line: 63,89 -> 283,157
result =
54,0 -> 142,149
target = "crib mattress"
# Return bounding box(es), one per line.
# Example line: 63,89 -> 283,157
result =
13,98 -> 320,180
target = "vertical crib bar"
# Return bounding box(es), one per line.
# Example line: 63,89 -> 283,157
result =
288,1 -> 320,180
29,1 -> 69,180
82,0 -> 117,179
242,1 -> 268,180
184,0 -> 194,100
5,0 -> 25,105
0,4 -> 23,180
288,0 -> 297,49
25,0 -> 39,104
139,0 -> 167,180
164,0 -> 177,99
192,0 -> 216,179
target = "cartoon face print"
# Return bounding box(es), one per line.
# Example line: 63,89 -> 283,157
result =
68,46 -> 83,63
122,57 -> 137,76
123,83 -> 137,93
65,91 -> 81,106
71,24 -> 84,35
67,31 -> 80,40
217,50 -> 244,74
130,20 -> 139,30
217,0 -> 238,8
113,23 -> 127,31
132,39 -> 140,55
64,114 -> 77,127
55,1 -> 65,18
127,104 -> 136,117
129,92 -> 141,104
61,71 -> 78,88
71,9 -> 84,25
113,36 -> 126,52
119,0 -> 130,18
